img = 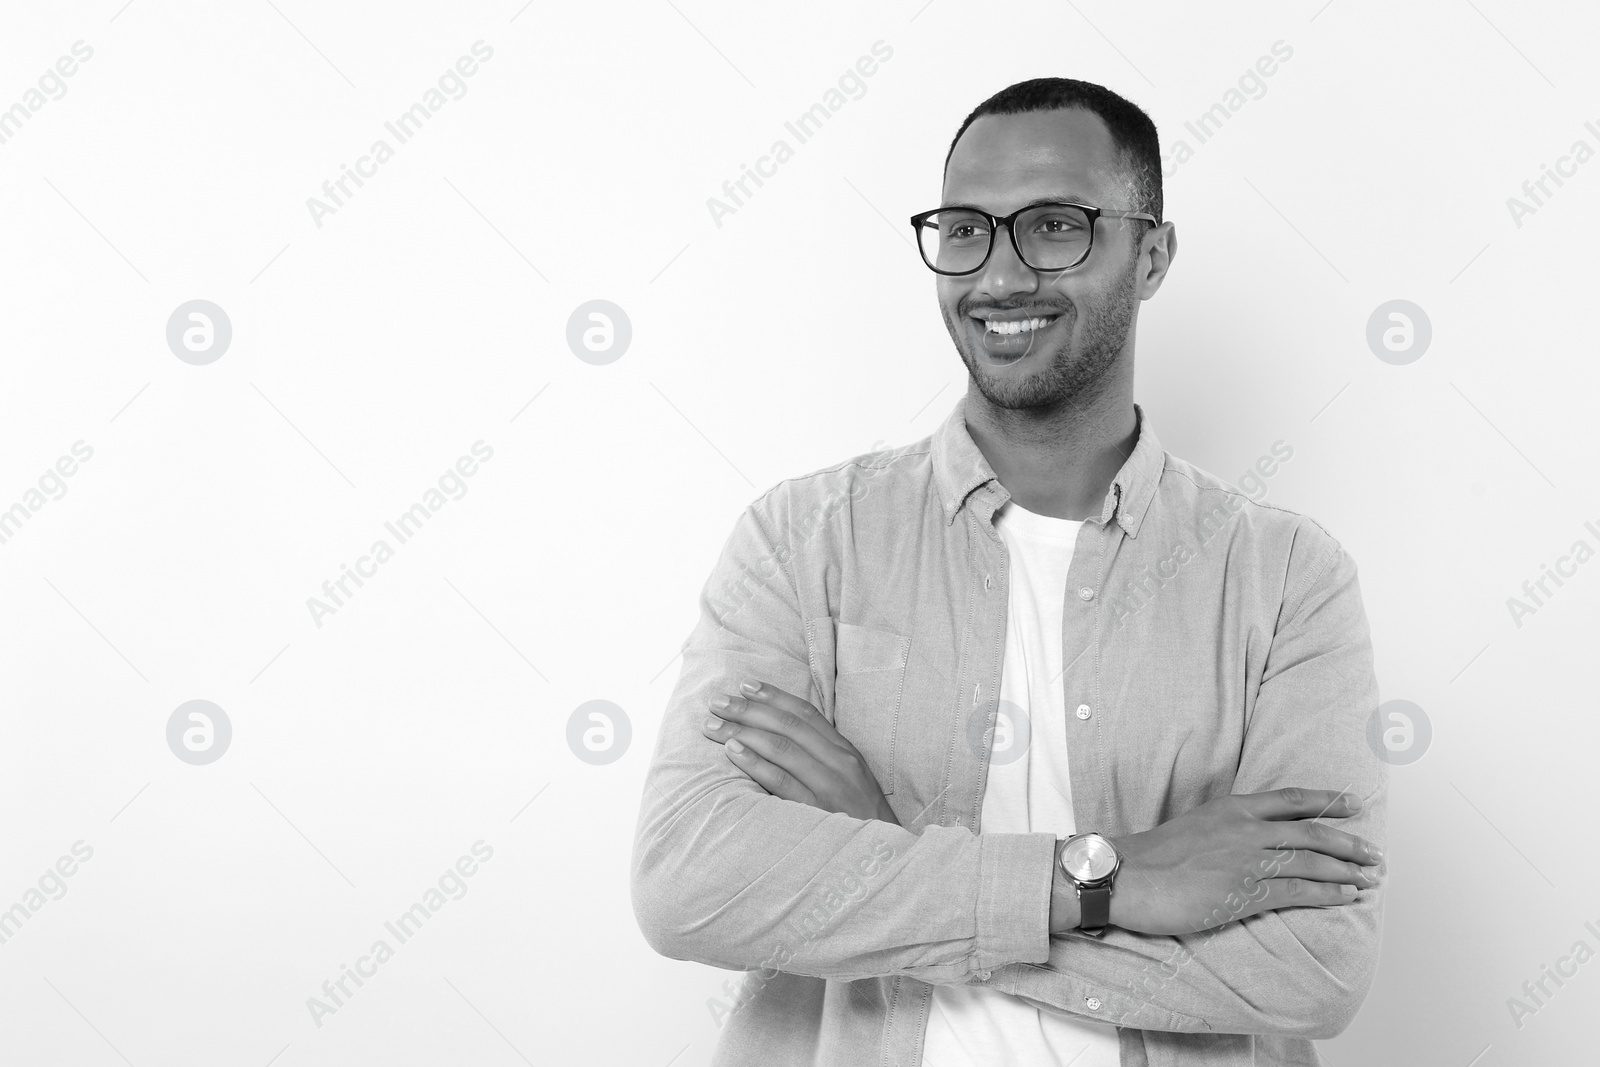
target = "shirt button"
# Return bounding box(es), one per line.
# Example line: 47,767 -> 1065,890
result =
1076,704 -> 1091,720
984,574 -> 992,590
1085,996 -> 1102,1011
978,969 -> 991,981
1078,587 -> 1095,601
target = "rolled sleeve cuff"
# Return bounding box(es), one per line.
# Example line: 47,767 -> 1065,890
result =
972,831 -> 1058,971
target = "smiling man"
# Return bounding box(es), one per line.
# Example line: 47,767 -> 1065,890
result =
632,78 -> 1387,1067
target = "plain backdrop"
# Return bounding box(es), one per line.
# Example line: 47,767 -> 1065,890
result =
0,1 -> 1596,1064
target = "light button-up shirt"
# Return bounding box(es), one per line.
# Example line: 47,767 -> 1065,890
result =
632,397 -> 1387,1067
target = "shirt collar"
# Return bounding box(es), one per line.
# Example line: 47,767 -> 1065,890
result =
931,394 -> 1165,537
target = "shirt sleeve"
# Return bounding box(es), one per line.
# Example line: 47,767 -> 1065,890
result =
630,497 -> 1059,984
984,533 -> 1388,1040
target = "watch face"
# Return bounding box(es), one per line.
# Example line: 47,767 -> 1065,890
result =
1062,833 -> 1118,881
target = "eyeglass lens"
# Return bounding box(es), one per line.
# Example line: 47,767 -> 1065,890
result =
916,205 -> 1094,274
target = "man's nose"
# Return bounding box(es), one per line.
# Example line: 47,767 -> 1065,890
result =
973,224 -> 1039,300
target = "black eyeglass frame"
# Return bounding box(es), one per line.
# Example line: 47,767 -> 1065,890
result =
908,201 -> 1159,276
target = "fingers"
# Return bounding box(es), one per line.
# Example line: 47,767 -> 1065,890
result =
707,688 -> 839,765
703,716 -> 836,793
735,681 -> 855,751
721,736 -> 819,807
738,681 -> 821,721
1234,787 -> 1363,823
1263,818 -> 1384,867
1254,848 -> 1383,889
1254,877 -> 1364,913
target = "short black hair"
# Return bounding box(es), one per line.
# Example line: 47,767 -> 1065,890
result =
944,77 -> 1163,225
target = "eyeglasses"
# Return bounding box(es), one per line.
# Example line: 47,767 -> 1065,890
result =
909,201 -> 1157,276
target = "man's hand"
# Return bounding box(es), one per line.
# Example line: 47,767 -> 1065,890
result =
1100,788 -> 1383,936
703,680 -> 899,825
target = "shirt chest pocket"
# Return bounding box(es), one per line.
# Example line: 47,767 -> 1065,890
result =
826,619 -> 909,795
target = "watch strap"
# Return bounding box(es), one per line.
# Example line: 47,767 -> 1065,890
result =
1078,881 -> 1112,933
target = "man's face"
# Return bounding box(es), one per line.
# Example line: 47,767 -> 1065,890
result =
937,108 -> 1146,410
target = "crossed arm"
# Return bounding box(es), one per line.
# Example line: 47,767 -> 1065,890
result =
703,672 -> 1386,1037
632,504 -> 1388,1038
703,683 -> 1381,936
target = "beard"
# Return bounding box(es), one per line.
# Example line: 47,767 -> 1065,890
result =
942,253 -> 1139,412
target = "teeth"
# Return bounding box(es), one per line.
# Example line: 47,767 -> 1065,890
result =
983,316 -> 1056,334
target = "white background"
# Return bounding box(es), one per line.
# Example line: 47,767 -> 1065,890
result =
1,1 -> 1596,1064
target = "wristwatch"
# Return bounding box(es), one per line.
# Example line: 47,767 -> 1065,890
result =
1059,832 -> 1121,937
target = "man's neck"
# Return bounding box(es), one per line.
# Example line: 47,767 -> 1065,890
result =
962,381 -> 1138,522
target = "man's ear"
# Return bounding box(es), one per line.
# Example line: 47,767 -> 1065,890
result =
1139,222 -> 1178,300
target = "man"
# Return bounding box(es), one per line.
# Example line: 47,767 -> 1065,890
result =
632,78 -> 1386,1067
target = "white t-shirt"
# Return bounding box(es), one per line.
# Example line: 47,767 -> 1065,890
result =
921,500 -> 1122,1067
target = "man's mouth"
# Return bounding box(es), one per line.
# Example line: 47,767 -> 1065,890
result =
968,310 -> 1065,361
977,314 -> 1060,335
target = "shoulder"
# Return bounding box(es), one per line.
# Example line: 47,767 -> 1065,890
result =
1155,452 -> 1351,606
745,438 -> 934,526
